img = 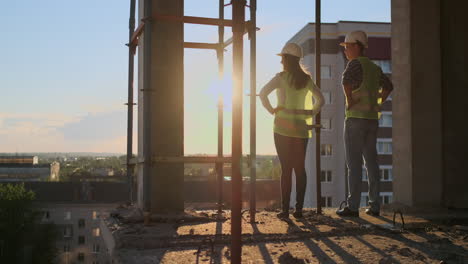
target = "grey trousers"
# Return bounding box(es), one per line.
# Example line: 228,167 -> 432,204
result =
344,118 -> 380,211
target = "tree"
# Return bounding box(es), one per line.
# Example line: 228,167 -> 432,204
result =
257,159 -> 282,180
0,184 -> 59,264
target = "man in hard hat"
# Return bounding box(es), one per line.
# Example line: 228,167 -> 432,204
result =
336,30 -> 393,217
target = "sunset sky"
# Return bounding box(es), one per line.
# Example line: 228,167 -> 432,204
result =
0,0 -> 390,155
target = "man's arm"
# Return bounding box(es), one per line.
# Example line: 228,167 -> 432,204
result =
343,83 -> 356,109
379,71 -> 394,104
342,59 -> 362,109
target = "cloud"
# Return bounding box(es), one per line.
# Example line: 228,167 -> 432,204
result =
0,110 -> 133,153
58,111 -> 126,141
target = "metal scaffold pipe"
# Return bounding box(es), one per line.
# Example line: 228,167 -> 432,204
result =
314,0 -> 322,214
126,0 -> 137,204
142,0 -> 153,214
231,1 -> 246,263
249,0 -> 257,224
217,0 -> 225,214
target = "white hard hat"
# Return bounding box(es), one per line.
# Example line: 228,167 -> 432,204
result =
340,30 -> 368,48
277,42 -> 303,58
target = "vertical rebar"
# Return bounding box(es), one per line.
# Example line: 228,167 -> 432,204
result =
142,0 -> 153,213
217,0 -> 225,214
314,0 -> 322,214
126,0 -> 137,204
249,0 -> 257,224
231,0 -> 246,263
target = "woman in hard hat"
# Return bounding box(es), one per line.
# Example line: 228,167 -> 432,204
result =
259,42 -> 324,219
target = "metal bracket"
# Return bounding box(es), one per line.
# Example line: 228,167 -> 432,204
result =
339,200 -> 347,210
393,210 -> 405,229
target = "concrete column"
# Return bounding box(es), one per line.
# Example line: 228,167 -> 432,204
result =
137,0 -> 184,213
392,0 -> 443,208
440,0 -> 468,208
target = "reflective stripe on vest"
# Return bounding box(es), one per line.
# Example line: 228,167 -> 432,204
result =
345,57 -> 381,120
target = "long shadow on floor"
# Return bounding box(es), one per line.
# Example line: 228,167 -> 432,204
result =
292,216 -> 363,264
303,238 -> 337,263
251,222 -> 275,264
211,220 -> 223,264
283,217 -> 337,263
347,215 -> 468,262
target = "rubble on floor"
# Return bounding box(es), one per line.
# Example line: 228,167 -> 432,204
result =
102,206 -> 468,263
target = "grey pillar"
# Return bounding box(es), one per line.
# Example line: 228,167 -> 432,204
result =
138,0 -> 184,213
392,0 -> 443,207
440,0 -> 468,208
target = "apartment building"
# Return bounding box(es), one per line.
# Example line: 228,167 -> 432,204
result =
287,21 -> 392,209
0,155 -> 60,182
41,204 -> 116,264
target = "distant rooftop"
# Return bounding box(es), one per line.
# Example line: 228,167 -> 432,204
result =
0,155 -> 38,165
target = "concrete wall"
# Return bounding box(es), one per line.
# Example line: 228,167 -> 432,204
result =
392,0 -> 468,208
440,0 -> 468,208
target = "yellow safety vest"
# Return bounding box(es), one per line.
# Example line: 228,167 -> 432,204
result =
345,57 -> 381,120
274,72 -> 316,138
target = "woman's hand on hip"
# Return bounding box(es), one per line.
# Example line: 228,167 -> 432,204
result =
272,106 -> 284,115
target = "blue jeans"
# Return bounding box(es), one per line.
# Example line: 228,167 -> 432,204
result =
344,118 -> 380,211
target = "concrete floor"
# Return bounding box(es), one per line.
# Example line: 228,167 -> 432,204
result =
104,208 -> 468,263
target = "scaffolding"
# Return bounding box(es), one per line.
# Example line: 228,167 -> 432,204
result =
124,0 -> 322,263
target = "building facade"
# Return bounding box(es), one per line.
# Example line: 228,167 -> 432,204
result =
0,156 -> 60,182
41,204 -> 116,264
287,21 -> 392,209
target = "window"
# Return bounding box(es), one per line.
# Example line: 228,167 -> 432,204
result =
64,211 -> 71,220
77,252 -> 85,262
321,118 -> 332,130
93,244 -> 100,253
78,219 -> 85,228
361,193 -> 393,206
320,170 -> 332,182
322,91 -> 332,104
92,228 -> 100,237
321,65 -> 331,79
377,140 -> 392,154
320,196 -> 333,207
372,60 -> 392,74
379,112 -> 392,127
78,236 -> 85,245
362,166 -> 393,182
380,167 -> 393,182
63,244 -> 70,253
380,192 -> 393,204
92,211 -> 98,220
320,144 -> 332,156
63,227 -> 72,238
